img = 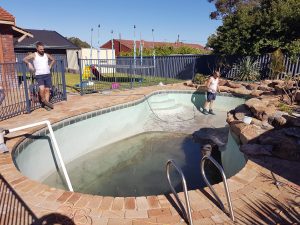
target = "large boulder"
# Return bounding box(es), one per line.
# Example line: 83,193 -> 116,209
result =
246,83 -> 259,90
258,129 -> 300,161
250,90 -> 264,97
232,88 -> 252,95
219,79 -> 228,86
234,104 -> 253,121
226,81 -> 243,89
283,114 -> 300,127
245,98 -> 276,120
257,85 -> 274,92
229,121 -> 247,137
261,80 -> 273,86
296,91 -> 300,103
240,144 -> 273,156
240,124 -> 268,144
219,86 -> 234,93
193,127 -> 229,147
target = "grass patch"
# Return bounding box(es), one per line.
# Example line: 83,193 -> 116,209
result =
64,73 -> 183,93
278,102 -> 293,114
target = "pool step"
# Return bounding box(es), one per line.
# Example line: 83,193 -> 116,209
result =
151,104 -> 184,114
149,99 -> 176,110
148,93 -> 170,103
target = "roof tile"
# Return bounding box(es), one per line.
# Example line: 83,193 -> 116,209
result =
0,7 -> 15,22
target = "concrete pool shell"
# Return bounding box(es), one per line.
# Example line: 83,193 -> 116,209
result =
1,83 -> 299,225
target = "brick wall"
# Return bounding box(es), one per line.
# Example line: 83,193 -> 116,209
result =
0,27 -> 18,89
0,34 -> 15,63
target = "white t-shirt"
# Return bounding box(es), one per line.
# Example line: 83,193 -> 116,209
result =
33,52 -> 50,75
208,77 -> 219,93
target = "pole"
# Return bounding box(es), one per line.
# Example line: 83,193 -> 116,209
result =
97,24 -> 100,61
140,32 -> 143,66
152,28 -> 156,75
133,25 -> 136,68
90,28 -> 93,61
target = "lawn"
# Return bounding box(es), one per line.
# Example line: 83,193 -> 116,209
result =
64,73 -> 183,93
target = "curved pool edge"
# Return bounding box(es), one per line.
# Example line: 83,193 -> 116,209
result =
1,86 -> 296,224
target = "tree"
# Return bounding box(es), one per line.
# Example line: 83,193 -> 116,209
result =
67,37 -> 90,48
120,45 -> 209,56
207,0 -> 300,57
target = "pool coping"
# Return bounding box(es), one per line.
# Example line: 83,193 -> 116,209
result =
1,84 -> 299,225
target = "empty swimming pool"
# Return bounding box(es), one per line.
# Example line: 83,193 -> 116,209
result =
13,91 -> 246,197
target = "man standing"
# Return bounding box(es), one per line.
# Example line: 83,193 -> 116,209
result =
23,42 -> 55,110
203,71 -> 220,115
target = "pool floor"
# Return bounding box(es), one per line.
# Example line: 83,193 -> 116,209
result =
43,131 -> 221,196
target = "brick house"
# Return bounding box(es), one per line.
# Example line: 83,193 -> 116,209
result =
0,7 -> 33,64
0,7 -> 33,90
100,39 -> 206,56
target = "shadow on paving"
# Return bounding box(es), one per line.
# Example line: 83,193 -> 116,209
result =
0,174 -> 75,225
235,191 -> 300,224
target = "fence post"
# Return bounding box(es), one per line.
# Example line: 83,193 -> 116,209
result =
60,60 -> 67,100
22,63 -> 31,113
76,51 -> 84,95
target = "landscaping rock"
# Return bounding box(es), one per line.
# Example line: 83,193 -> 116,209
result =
258,85 -> 274,92
250,90 -> 263,97
229,121 -> 247,137
232,87 -> 252,95
218,79 -> 228,86
245,98 -> 262,109
220,86 -> 234,93
295,90 -> 300,103
268,80 -> 285,88
240,124 -> 267,144
226,111 -> 235,123
261,80 -> 273,86
246,83 -> 259,90
274,84 -> 284,95
283,115 -> 300,127
240,144 -> 273,156
193,127 -> 229,147
227,81 -> 243,89
234,104 -> 252,121
283,127 -> 300,138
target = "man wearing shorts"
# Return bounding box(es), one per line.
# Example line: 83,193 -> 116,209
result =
23,42 -> 55,110
203,71 -> 220,115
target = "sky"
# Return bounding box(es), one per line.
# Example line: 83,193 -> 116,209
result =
1,0 -> 221,47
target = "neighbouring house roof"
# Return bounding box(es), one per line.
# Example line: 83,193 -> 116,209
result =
0,7 -> 15,24
101,39 -> 206,50
14,29 -> 79,50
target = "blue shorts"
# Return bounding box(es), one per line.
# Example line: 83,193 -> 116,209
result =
35,74 -> 52,88
207,92 -> 217,102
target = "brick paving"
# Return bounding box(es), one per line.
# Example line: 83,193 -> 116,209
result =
0,83 -> 299,225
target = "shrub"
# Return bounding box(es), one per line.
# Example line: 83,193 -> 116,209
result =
234,56 -> 260,81
192,73 -> 208,84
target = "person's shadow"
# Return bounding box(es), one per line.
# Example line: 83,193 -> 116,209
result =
191,91 -> 206,112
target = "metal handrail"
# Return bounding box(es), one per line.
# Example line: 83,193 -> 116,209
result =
201,155 -> 234,221
166,160 -> 193,225
6,120 -> 74,192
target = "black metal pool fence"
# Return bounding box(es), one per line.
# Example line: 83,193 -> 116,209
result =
0,60 -> 67,121
78,54 -> 300,94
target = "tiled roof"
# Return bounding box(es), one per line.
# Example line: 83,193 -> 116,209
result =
102,39 -> 206,50
14,29 -> 79,49
0,7 -> 15,22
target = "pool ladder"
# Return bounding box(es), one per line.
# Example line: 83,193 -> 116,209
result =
166,160 -> 193,225
200,144 -> 235,221
166,145 -> 235,224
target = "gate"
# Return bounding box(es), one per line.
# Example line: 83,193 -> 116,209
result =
0,60 -> 67,121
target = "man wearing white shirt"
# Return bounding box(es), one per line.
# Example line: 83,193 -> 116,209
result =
23,42 -> 55,110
